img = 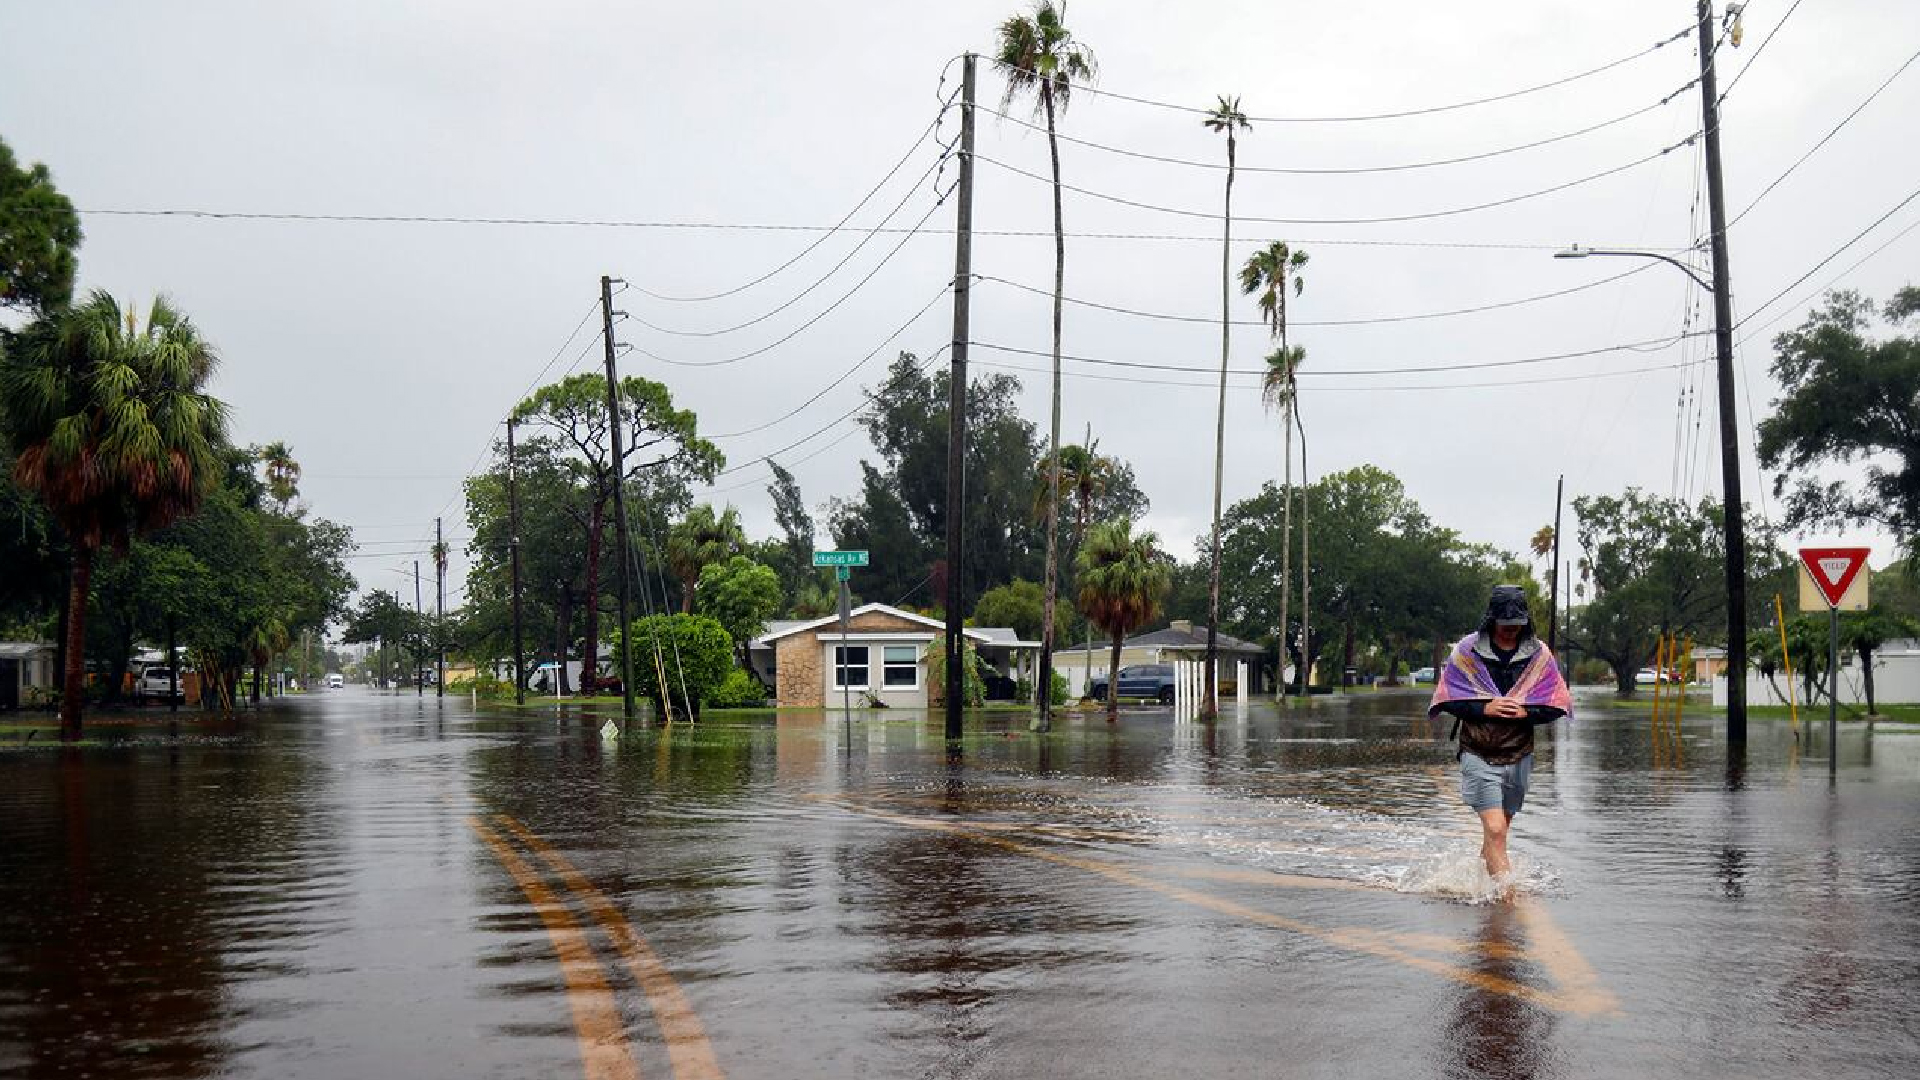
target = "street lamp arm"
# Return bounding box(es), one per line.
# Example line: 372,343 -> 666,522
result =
1554,246 -> 1712,293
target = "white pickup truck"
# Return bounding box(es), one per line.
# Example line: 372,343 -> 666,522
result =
133,665 -> 185,704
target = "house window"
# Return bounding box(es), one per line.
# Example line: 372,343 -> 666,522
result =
882,646 -> 919,688
833,645 -> 869,690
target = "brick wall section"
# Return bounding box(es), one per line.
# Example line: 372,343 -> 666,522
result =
772,610 -> 937,707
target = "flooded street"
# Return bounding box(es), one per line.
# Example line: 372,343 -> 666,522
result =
3,689 -> 1918,1079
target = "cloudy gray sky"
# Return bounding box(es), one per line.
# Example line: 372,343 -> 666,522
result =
4,0 -> 1915,617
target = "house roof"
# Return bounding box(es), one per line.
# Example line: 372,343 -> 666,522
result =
0,642 -> 55,660
1058,623 -> 1265,655
751,603 -> 1014,647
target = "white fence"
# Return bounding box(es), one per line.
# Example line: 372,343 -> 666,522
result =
1713,647 -> 1920,707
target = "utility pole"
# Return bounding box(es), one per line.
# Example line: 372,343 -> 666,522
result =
1549,475 -> 1564,654
507,417 -> 527,706
413,559 -> 424,697
1697,0 -> 1747,743
600,274 -> 639,722
942,52 -> 976,742
435,516 -> 445,698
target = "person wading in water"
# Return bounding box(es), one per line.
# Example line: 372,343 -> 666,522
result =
1429,585 -> 1571,897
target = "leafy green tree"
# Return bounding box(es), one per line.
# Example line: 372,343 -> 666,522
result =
1076,519 -> 1171,721
0,439 -> 63,633
843,352 -> 1045,609
465,432 -> 589,692
0,137 -> 81,315
1571,489 -> 1783,695
994,0 -> 1096,733
972,578 -> 1071,644
615,613 -> 733,721
1842,606 -> 1919,714
667,505 -> 746,613
511,373 -> 721,690
0,293 -> 227,738
696,555 -> 782,665
765,461 -> 816,598
1757,288 -> 1920,535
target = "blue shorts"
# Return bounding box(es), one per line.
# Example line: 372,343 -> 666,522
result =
1460,751 -> 1533,815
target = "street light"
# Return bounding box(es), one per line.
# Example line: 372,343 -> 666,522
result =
1553,242 -> 1748,745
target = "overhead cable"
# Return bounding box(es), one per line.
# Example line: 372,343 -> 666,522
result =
973,129 -> 1701,226
975,263 -> 1655,328
971,356 -> 1705,393
1718,0 -> 1805,103
632,190 -> 952,369
974,76 -> 1701,175
986,24 -> 1695,123
1733,179 -> 1920,331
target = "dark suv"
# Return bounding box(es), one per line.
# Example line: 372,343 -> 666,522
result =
1087,664 -> 1177,705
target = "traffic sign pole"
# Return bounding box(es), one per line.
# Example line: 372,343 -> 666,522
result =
1829,606 -> 1839,778
1799,546 -> 1870,778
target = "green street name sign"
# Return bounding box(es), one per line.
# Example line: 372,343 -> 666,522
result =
812,550 -> 869,568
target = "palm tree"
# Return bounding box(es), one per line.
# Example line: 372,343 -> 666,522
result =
1030,432 -> 1116,690
259,440 -> 300,512
1243,241 -> 1308,696
1202,94 -> 1250,719
1,292 -> 227,740
994,0 -> 1096,733
1076,519 -> 1171,723
665,504 -> 744,613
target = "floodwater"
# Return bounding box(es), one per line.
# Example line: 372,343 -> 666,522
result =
2,690 -> 1917,1079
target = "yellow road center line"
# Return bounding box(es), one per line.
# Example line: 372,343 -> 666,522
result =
467,816 -> 642,1080
497,815 -> 727,1080
827,798 -> 1620,1018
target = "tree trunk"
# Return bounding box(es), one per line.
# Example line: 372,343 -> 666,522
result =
1342,617 -> 1357,688
167,619 -> 179,717
555,588 -> 574,696
1861,645 -> 1877,714
251,660 -> 263,705
581,499 -> 604,692
1035,82 -> 1066,735
59,547 -> 93,741
1297,411 -> 1312,692
1614,664 -> 1636,697
1108,631 -> 1124,723
1278,404 -> 1292,702
1204,129 -> 1235,721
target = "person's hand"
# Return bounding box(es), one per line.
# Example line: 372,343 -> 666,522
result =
1486,696 -> 1526,719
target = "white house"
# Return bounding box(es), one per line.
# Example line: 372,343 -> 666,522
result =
0,642 -> 57,710
747,603 -> 1038,709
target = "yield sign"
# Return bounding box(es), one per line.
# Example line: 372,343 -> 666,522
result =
1798,546 -> 1871,608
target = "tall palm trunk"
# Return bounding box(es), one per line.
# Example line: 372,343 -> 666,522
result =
554,588 -> 573,696
59,547 -> 93,741
1278,397 -> 1293,699
1204,127 -> 1237,721
1037,82 -> 1066,733
1297,403 -> 1312,694
1108,630 -> 1124,723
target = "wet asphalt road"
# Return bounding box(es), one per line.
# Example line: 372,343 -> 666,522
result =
2,688 -> 1917,1079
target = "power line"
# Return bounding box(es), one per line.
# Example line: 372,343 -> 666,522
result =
60,204 -> 1681,252
708,347 -> 948,478
987,23 -> 1695,123
1724,43 -> 1920,232
973,129 -> 1700,227
1735,212 -> 1920,349
630,100 -> 954,303
976,262 -> 1655,329
1718,0 -> 1805,103
971,355 -> 1705,393
630,190 -> 953,369
1733,179 -> 1920,332
705,282 -> 952,439
974,75 -> 1702,175
968,331 -> 1704,379
626,150 -> 950,337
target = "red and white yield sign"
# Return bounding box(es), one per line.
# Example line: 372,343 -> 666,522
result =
1798,546 -> 1871,609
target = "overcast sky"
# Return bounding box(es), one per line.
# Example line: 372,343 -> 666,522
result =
4,0 -> 1915,618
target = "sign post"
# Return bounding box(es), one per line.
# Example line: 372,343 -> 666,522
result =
1798,546 -> 1871,777
814,552 -> 869,717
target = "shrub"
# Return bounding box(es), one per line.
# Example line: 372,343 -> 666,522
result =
926,635 -> 987,707
1572,659 -> 1612,685
615,613 -> 735,720
705,668 -> 769,709
448,673 -> 512,699
1048,669 -> 1070,706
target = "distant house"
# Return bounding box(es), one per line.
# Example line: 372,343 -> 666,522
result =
1051,619 -> 1268,698
0,642 -> 57,710
748,603 -> 1038,709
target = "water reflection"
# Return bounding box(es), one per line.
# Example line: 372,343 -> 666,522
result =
1442,903 -> 1558,1080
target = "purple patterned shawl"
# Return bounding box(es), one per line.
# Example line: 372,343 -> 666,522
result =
1427,633 -> 1573,718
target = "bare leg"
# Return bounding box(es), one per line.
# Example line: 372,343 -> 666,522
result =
1478,807 -> 1512,882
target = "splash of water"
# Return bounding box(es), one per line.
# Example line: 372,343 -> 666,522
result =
1376,848 -> 1558,904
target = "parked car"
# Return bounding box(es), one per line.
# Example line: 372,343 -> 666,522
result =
325,673 -> 344,690
1086,664 -> 1177,705
133,665 -> 184,704
1634,669 -> 1684,685
1410,666 -> 1437,685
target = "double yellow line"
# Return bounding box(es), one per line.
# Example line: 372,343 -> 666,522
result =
468,813 -> 726,1080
